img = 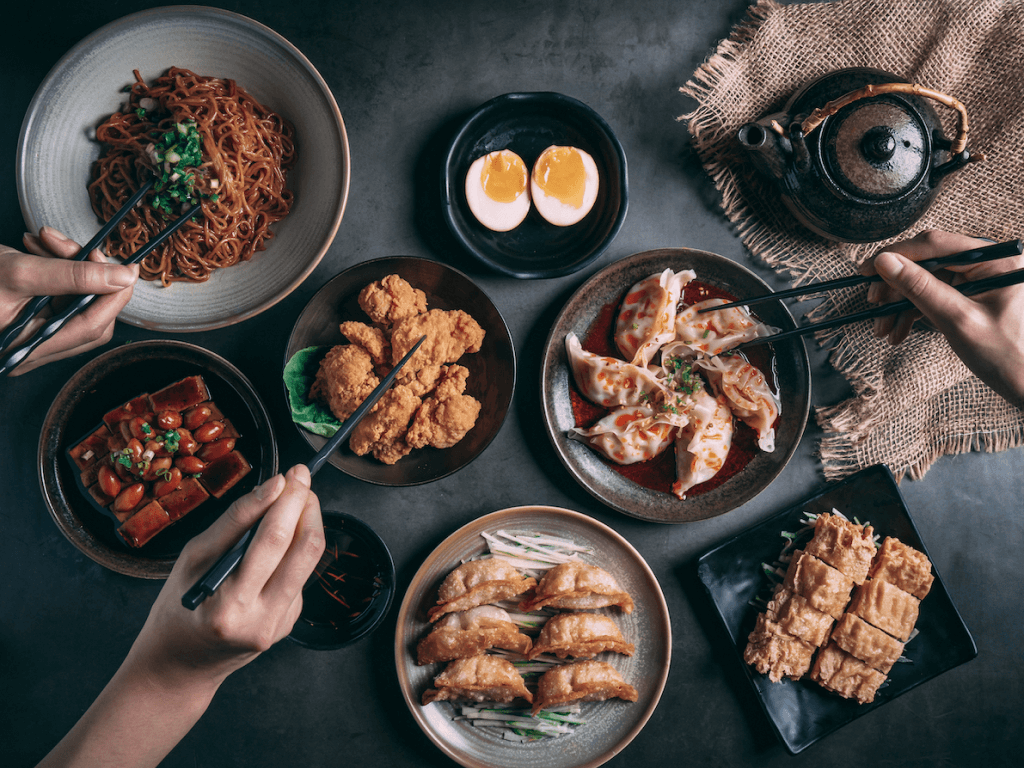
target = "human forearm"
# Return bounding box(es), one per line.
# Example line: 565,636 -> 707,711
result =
37,655 -> 221,768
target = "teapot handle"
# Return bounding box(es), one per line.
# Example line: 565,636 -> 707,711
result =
798,82 -> 971,155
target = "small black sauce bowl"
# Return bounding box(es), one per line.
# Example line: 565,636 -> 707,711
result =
288,510 -> 396,650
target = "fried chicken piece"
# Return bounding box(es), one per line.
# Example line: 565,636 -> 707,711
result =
347,385 -> 421,464
391,309 -> 485,368
406,365 -> 481,450
396,365 -> 443,397
339,321 -> 391,372
309,345 -> 379,422
358,274 -> 428,327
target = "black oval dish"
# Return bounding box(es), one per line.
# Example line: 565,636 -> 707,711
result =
442,92 -> 628,279
39,341 -> 278,578
288,510 -> 396,650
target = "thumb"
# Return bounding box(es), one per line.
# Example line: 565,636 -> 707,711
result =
874,251 -> 968,327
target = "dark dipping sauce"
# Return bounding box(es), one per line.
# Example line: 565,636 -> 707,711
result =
568,280 -> 779,498
300,528 -> 385,628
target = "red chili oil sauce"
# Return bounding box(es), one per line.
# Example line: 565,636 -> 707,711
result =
568,280 -> 778,497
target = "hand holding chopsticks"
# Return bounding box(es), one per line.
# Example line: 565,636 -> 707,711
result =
0,195 -> 201,377
181,334 -> 427,610
722,239 -> 1024,352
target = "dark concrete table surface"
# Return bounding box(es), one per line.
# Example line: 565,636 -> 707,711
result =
2,2 -> 1020,766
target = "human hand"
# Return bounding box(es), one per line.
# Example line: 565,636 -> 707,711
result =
861,229 -> 1024,407
0,227 -> 137,375
123,464 -> 325,695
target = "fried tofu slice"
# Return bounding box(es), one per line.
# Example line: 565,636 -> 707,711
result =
848,578 -> 919,642
810,642 -> 887,704
528,612 -> 634,660
310,345 -> 379,422
782,550 -> 855,620
416,606 -> 532,665
391,309 -> 485,369
869,537 -> 934,599
427,559 -> 537,623
406,365 -> 481,450
804,512 -> 876,584
358,274 -> 428,327
830,612 -> 904,674
422,655 -> 532,705
743,613 -> 816,682
519,561 -> 634,614
532,660 -> 637,715
347,385 -> 421,464
764,585 -> 834,647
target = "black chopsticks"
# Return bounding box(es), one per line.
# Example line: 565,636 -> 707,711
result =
701,240 -> 1023,313
730,263 -> 1024,352
181,334 -> 426,611
0,197 -> 201,377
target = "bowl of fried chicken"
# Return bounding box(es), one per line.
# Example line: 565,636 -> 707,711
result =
283,256 -> 516,485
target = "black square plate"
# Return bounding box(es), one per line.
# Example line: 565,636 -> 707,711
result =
696,464 -> 977,754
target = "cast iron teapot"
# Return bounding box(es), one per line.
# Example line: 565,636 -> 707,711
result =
737,68 -> 984,243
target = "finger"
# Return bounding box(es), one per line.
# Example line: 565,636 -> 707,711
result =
3,250 -> 135,298
234,465 -> 313,591
261,489 -> 325,610
888,309 -> 920,345
37,226 -> 103,260
874,250 -> 972,334
8,275 -> 137,375
179,474 -> 286,570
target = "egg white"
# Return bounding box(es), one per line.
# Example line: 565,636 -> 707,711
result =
530,146 -> 600,227
465,151 -> 532,232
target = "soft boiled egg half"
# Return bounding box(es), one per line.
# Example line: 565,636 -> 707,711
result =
530,145 -> 599,227
465,149 -> 532,232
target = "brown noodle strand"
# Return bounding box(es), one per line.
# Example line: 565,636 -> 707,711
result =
88,67 -> 296,286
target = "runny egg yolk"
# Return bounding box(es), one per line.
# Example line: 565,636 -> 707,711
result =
465,149 -> 531,232
530,145 -> 599,227
481,150 -> 528,203
532,146 -> 586,208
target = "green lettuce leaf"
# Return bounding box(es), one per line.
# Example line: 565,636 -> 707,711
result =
283,346 -> 341,438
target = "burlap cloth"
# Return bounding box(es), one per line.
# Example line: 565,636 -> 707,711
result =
679,0 -> 1024,481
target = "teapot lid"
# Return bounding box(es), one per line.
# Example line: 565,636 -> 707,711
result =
820,97 -> 930,201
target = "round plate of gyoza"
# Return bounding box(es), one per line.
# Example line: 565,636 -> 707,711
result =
395,506 -> 671,768
540,247 -> 811,523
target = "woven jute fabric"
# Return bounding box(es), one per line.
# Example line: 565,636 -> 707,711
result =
679,0 -> 1024,481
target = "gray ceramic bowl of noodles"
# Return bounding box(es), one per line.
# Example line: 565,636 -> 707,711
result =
17,6 -> 349,332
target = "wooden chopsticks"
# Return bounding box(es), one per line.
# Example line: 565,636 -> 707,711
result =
727,239 -> 1024,352
0,196 -> 202,377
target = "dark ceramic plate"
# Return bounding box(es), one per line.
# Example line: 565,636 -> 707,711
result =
540,248 -> 810,523
442,92 -> 628,279
39,341 -> 278,578
696,464 -> 977,754
288,510 -> 396,650
284,256 -> 515,485
395,506 -> 671,768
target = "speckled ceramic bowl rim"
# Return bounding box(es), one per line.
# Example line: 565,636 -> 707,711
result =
17,5 -> 350,332
38,340 -> 278,578
394,505 -> 671,768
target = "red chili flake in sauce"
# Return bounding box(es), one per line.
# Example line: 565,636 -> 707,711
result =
567,280 -> 778,498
